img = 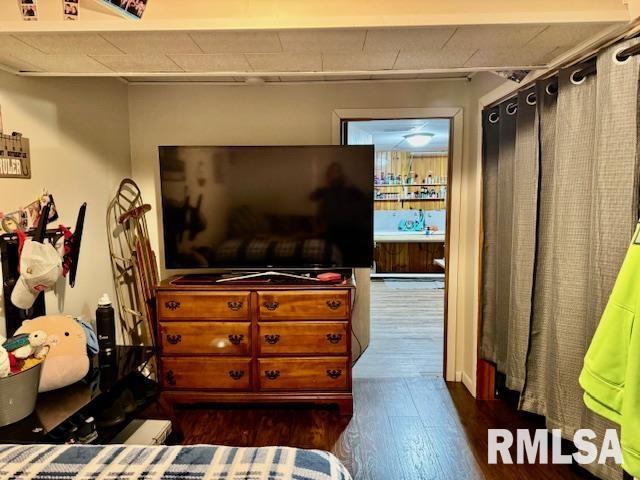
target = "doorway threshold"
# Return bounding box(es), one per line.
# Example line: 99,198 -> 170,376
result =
370,272 -> 445,279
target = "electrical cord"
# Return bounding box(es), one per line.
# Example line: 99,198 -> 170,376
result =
350,271 -> 363,365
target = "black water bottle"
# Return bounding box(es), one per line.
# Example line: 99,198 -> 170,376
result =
96,294 -> 116,353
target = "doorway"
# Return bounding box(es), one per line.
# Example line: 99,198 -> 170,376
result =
341,116 -> 452,379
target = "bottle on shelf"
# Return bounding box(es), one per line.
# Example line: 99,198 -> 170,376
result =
427,171 -> 433,184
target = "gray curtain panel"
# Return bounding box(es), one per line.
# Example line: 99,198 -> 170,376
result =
494,100 -> 517,374
505,89 -> 539,393
519,78 -> 558,416
480,107 -> 500,364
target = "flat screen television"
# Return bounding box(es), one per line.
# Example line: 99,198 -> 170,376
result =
158,145 -> 374,270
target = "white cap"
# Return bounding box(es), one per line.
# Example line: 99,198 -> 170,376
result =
98,294 -> 111,306
11,239 -> 63,310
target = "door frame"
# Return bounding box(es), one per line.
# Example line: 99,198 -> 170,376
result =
332,107 -> 464,382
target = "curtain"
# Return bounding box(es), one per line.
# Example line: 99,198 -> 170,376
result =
481,38 -> 640,480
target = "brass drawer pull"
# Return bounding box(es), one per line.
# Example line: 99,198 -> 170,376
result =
166,334 -> 182,345
326,299 -> 342,310
326,369 -> 342,380
228,370 -> 245,380
265,370 -> 280,380
264,334 -> 280,344
165,300 -> 181,311
263,301 -> 280,311
326,333 -> 343,344
227,301 -> 243,311
228,334 -> 244,345
165,370 -> 176,386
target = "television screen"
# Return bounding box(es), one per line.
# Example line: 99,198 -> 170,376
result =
158,145 -> 374,270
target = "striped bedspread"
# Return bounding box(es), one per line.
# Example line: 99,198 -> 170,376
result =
0,444 -> 352,480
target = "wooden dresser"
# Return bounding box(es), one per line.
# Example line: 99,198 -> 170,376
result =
154,277 -> 354,415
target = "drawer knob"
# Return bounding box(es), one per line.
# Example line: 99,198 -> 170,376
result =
165,300 -> 181,311
166,334 -> 182,345
264,334 -> 280,344
326,333 -> 343,344
228,334 -> 244,345
228,370 -> 245,380
326,369 -> 343,380
263,300 -> 280,311
227,301 -> 244,311
326,299 -> 342,310
264,370 -> 280,380
165,370 -> 176,386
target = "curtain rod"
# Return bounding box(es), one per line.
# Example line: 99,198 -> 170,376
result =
571,42 -> 640,82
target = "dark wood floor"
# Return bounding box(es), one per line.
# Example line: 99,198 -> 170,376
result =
162,281 -> 591,479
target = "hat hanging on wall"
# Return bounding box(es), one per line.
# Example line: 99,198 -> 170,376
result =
11,239 -> 63,310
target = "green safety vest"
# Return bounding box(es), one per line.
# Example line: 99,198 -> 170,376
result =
580,223 -> 640,477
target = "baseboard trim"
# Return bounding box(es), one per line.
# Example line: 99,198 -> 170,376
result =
462,372 -> 476,397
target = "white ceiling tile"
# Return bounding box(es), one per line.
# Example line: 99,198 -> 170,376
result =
446,25 -> 546,50
465,47 -> 556,68
324,74 -> 372,80
190,31 -> 281,54
170,54 -> 251,72
322,52 -> 398,71
279,29 -> 366,52
364,27 -> 456,52
525,23 -> 613,49
100,31 -> 202,54
91,54 -> 182,72
0,53 -> 42,73
394,48 -> 476,69
26,54 -> 113,73
370,73 -> 418,79
416,72 -> 470,79
246,53 -> 321,72
14,33 -> 123,55
0,35 -> 43,57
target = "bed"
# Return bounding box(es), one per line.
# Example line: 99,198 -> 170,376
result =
0,444 -> 351,480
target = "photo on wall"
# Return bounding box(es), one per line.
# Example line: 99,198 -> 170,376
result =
63,0 -> 78,20
19,0 -> 37,21
99,0 -> 147,19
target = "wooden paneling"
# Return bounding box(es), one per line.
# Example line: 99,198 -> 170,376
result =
157,292 -> 250,320
161,357 -> 251,390
257,290 -> 350,320
258,357 -> 349,391
374,242 -> 444,273
258,321 -> 348,355
159,322 -> 251,356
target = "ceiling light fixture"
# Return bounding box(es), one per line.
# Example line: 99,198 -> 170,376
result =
404,133 -> 434,147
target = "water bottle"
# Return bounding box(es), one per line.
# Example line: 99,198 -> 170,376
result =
96,294 -> 116,353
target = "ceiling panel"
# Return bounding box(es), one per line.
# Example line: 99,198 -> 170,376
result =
100,31 -> 202,54
445,24 -> 547,50
14,33 -> 122,55
91,54 -> 182,72
170,54 -> 251,72
465,46 -> 557,68
0,35 -> 43,57
394,48 -> 476,69
279,29 -> 366,52
246,53 -> 322,72
364,27 -> 456,52
322,52 -> 398,71
0,53 -> 41,73
190,31 -> 282,54
25,54 -> 113,73
525,23 -> 612,49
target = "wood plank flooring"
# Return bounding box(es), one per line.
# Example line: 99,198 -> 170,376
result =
163,280 -> 592,479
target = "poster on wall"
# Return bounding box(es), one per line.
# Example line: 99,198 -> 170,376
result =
18,0 -> 38,21
0,133 -> 31,179
63,0 -> 79,20
98,0 -> 147,19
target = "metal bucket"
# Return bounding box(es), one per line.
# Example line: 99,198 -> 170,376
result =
0,362 -> 42,427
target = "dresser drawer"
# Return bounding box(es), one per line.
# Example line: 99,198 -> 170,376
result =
159,322 -> 250,355
257,290 -> 350,320
258,322 -> 348,355
258,357 -> 349,391
161,357 -> 251,390
157,292 -> 250,320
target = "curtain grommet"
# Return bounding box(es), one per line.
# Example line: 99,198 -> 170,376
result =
570,70 -> 586,85
545,82 -> 558,96
488,112 -> 499,124
525,92 -> 537,106
613,46 -> 632,65
506,102 -> 517,115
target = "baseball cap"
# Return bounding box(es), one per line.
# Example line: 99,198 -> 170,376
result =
11,239 -> 63,310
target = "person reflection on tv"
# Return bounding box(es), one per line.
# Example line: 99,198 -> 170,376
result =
310,162 -> 371,266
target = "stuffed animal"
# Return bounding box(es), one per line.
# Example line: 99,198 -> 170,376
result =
2,331 -> 48,359
16,315 -> 89,392
0,346 -> 9,378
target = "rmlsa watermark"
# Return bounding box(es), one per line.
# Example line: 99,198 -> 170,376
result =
488,429 -> 622,465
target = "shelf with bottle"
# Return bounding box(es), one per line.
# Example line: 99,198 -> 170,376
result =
375,184 -> 446,202
375,171 -> 448,187
375,183 -> 447,187
374,197 -> 446,202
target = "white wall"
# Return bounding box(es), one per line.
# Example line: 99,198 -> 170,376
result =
0,71 -> 131,336
128,75 -> 505,386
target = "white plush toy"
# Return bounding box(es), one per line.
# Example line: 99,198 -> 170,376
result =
12,330 -> 48,359
0,346 -> 9,378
